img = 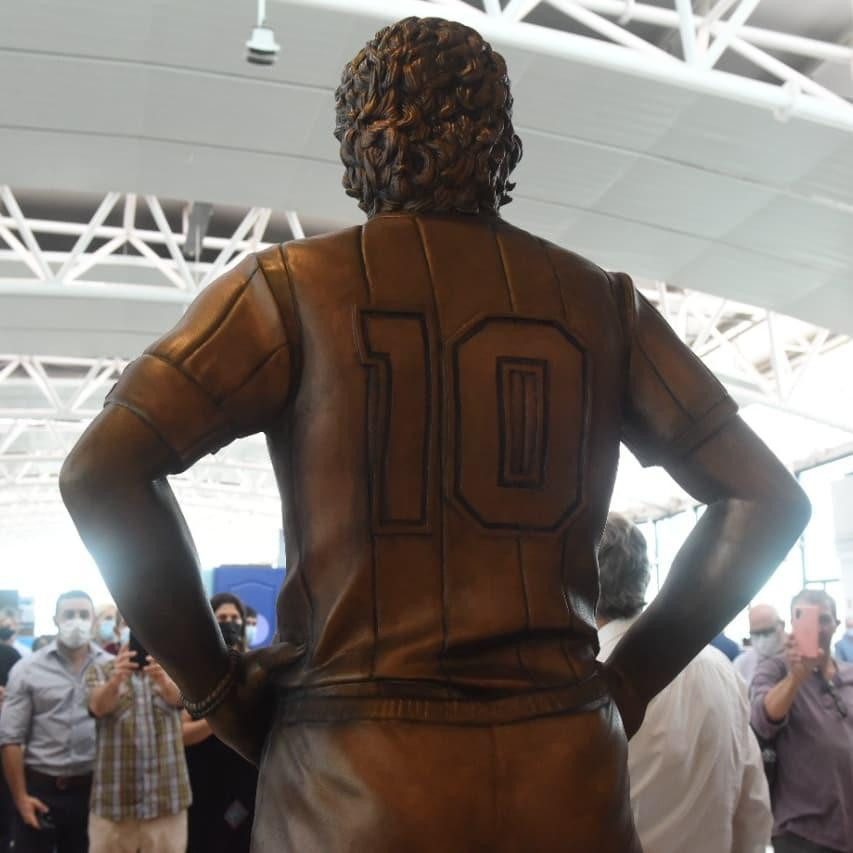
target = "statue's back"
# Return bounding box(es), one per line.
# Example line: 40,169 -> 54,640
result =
267,210 -> 692,716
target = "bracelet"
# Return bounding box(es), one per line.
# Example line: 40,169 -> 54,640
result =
181,649 -> 241,721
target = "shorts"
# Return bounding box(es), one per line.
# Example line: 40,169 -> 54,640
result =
251,699 -> 641,852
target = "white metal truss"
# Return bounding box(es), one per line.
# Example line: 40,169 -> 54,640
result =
0,186 -> 300,305
419,0 -> 853,120
1,183 -> 852,527
637,281 -> 853,435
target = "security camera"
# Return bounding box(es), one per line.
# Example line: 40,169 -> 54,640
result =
246,26 -> 280,65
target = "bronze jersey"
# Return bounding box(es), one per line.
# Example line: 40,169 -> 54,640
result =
108,212 -> 736,721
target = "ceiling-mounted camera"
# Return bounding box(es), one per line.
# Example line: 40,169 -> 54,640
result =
246,0 -> 279,66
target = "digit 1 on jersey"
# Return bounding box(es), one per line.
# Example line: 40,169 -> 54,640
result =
355,309 -> 433,534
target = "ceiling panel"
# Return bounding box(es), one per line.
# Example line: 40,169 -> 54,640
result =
593,157 -> 778,240
793,145 -> 853,208
724,195 -> 853,275
672,243 -> 835,311
511,130 -> 636,208
649,96 -> 850,187
559,210 -> 710,280
511,52 -> 696,152
0,0 -> 851,348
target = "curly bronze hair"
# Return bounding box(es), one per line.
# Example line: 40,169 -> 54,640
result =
334,17 -> 523,217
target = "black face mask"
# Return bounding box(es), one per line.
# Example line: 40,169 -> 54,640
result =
0,627 -> 15,642
219,620 -> 243,649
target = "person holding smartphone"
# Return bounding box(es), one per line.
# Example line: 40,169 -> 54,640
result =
750,588 -> 853,853
86,625 -> 190,852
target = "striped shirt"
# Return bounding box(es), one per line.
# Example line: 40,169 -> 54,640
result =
86,661 -> 191,821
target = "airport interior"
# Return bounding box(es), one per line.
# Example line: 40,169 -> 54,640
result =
0,1 -> 852,851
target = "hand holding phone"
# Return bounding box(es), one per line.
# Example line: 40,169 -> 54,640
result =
792,604 -> 820,659
36,810 -> 55,832
128,633 -> 149,670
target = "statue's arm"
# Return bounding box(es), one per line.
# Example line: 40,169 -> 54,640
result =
59,253 -> 295,714
603,275 -> 810,736
605,415 -> 809,735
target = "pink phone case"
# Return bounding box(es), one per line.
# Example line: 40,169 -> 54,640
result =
793,603 -> 820,658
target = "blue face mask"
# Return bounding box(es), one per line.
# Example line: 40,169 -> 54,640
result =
245,624 -> 257,646
119,626 -> 130,646
98,619 -> 116,643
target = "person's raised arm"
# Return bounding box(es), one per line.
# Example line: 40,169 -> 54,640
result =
88,651 -> 137,718
60,250 -> 298,761
602,275 -> 810,735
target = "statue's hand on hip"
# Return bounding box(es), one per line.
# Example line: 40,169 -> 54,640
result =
207,642 -> 306,766
598,662 -> 647,740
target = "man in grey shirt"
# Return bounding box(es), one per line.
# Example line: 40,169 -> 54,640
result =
0,590 -> 111,853
751,588 -> 853,853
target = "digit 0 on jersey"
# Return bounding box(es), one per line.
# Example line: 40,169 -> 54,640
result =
108,211 -> 736,723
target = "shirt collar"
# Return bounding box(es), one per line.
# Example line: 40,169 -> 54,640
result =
47,640 -> 101,664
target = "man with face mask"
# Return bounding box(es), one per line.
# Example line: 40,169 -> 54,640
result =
0,603 -> 32,658
735,604 -> 786,688
0,590 -> 110,853
751,588 -> 853,852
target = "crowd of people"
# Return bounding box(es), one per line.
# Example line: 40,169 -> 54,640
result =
0,590 -> 259,853
0,529 -> 850,852
598,515 -> 853,853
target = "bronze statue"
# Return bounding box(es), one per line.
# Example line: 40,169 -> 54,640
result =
60,17 -> 810,852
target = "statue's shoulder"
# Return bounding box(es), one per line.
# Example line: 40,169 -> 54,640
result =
532,232 -> 610,285
269,225 -> 364,263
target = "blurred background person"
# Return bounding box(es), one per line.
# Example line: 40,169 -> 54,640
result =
92,603 -> 119,655
0,590 -> 109,853
736,604 -> 787,688
87,632 -> 190,852
183,593 -> 257,853
751,588 -> 853,853
597,514 -> 771,853
30,636 -> 55,654
711,630 -> 743,662
835,616 -> 853,663
0,640 -> 20,852
244,606 -> 258,649
0,603 -> 31,659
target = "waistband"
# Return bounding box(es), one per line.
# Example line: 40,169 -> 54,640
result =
276,669 -> 610,726
26,768 -> 93,791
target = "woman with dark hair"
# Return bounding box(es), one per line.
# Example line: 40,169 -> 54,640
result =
209,593 -> 247,653
183,594 -> 256,852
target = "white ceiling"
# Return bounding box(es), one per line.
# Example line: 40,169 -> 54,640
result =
0,0 -> 852,349
1,0 -> 853,535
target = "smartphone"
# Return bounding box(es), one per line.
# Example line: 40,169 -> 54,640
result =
36,810 -> 55,831
792,604 -> 820,658
128,633 -> 149,669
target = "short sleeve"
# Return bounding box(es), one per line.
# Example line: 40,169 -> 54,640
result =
105,246 -> 299,472
85,661 -> 110,693
0,661 -> 32,746
611,272 -> 738,468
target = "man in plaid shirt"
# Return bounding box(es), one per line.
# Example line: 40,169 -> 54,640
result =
87,641 -> 191,852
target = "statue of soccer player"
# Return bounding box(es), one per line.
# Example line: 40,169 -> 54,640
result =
61,16 -> 810,852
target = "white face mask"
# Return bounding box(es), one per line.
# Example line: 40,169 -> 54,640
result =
751,630 -> 784,658
245,624 -> 257,646
58,618 -> 92,649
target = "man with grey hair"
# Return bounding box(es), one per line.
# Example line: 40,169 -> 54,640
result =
597,513 -> 771,853
751,588 -> 853,852
735,603 -> 786,688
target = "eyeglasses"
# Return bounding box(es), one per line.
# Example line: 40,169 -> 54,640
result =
822,679 -> 848,719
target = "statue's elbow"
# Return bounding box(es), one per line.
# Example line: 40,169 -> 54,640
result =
784,480 -> 812,536
59,445 -> 103,514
